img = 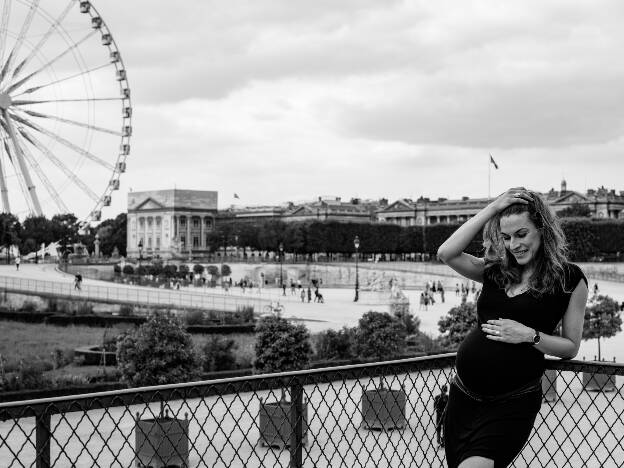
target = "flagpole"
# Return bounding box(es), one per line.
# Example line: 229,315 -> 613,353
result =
488,154 -> 491,200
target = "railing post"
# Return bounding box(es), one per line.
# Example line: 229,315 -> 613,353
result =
35,410 -> 51,468
289,378 -> 304,468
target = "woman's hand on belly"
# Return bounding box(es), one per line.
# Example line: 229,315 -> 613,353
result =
481,319 -> 534,344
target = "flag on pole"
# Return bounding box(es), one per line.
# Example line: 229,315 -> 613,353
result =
489,154 -> 499,170
233,193 -> 240,199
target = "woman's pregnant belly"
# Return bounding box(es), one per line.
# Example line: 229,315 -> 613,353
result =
456,328 -> 544,396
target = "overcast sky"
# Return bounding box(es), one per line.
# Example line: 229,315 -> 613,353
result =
95,0 -> 624,214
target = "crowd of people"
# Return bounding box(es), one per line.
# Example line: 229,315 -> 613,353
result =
418,279 -> 482,310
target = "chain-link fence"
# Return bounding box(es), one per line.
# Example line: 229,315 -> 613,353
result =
0,354 -> 622,467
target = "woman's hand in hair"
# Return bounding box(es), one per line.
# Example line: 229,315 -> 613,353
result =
491,187 -> 532,213
481,318 -> 534,344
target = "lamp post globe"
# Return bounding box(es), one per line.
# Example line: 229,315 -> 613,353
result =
279,242 -> 284,293
354,236 -> 360,302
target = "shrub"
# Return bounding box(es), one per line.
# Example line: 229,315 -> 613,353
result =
185,310 -> 206,326
583,294 -> 622,361
113,264 -> 122,274
163,264 -> 177,278
437,302 -> 478,350
354,311 -> 407,360
51,348 -> 74,369
118,304 -> 134,316
390,300 -> 420,335
149,263 -> 163,276
253,316 -> 312,374
233,305 -> 254,324
193,264 -> 205,275
314,327 -> 356,361
21,301 -> 39,314
74,302 -> 94,315
122,265 -> 134,275
135,265 -> 148,276
206,265 -> 219,277
116,312 -> 199,387
221,264 -> 232,277
178,264 -> 190,276
201,336 -> 237,372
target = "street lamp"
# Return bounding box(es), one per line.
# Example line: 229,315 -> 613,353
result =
138,239 -> 143,266
279,242 -> 284,294
354,236 -> 360,302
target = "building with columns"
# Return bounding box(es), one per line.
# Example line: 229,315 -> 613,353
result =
377,180 -> 624,226
127,189 -> 218,259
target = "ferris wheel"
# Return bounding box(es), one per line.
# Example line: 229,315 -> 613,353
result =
0,0 -> 131,228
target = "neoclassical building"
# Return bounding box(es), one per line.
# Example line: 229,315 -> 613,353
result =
127,189 -> 218,259
377,181 -> 624,226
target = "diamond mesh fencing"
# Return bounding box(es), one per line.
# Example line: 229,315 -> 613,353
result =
0,354 -> 622,467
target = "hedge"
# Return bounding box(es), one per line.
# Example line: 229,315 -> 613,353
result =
213,218 -> 624,259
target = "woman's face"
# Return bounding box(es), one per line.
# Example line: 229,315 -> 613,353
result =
499,212 -> 542,267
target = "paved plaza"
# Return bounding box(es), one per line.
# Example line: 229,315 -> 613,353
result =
1,262 -> 624,361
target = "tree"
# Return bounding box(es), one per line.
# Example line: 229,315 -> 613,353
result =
0,213 -> 21,263
221,264 -> 231,277
96,213 -> 127,256
582,295 -> 622,361
354,311 -> 407,361
116,313 -> 198,387
253,316 -> 312,374
314,327 -> 356,361
558,203 -> 591,218
202,336 -> 237,372
21,216 -> 54,247
437,302 -> 478,350
193,264 -> 205,275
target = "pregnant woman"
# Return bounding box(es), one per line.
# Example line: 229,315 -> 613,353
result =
437,187 -> 588,468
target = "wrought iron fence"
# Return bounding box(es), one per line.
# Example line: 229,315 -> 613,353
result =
0,354 -> 622,467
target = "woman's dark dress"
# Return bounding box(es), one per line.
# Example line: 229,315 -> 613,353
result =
444,263 -> 587,468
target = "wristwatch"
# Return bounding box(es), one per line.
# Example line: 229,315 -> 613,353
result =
532,329 -> 541,345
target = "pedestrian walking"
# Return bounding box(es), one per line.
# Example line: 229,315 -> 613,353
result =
15,256 -> 20,270
455,283 -> 460,296
419,292 -> 427,311
300,288 -> 305,302
437,187 -> 588,468
74,274 -> 82,290
307,286 -> 312,303
439,286 -> 445,303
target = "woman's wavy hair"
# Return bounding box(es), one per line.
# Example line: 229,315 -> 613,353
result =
482,190 -> 569,296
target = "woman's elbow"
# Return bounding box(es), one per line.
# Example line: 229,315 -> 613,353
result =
437,246 -> 449,263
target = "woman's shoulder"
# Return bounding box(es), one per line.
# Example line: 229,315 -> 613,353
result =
561,262 -> 588,291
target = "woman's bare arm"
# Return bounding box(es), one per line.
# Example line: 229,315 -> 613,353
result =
437,188 -> 531,283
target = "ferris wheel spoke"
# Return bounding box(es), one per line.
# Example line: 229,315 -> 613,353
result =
8,111 -> 115,171
18,108 -> 122,136
10,0 -> 76,81
7,29 -> 98,94
13,97 -> 122,105
0,0 -> 11,68
14,130 -> 69,213
1,109 -> 43,215
0,132 -> 11,212
0,0 -> 39,87
17,126 -> 100,202
16,62 -> 113,96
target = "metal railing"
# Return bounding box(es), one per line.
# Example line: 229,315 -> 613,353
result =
0,354 -> 623,467
0,275 -> 271,312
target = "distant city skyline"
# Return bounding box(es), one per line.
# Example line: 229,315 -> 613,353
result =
29,1 -> 624,219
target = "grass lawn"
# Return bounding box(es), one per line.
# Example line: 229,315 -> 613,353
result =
0,320 -> 257,378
